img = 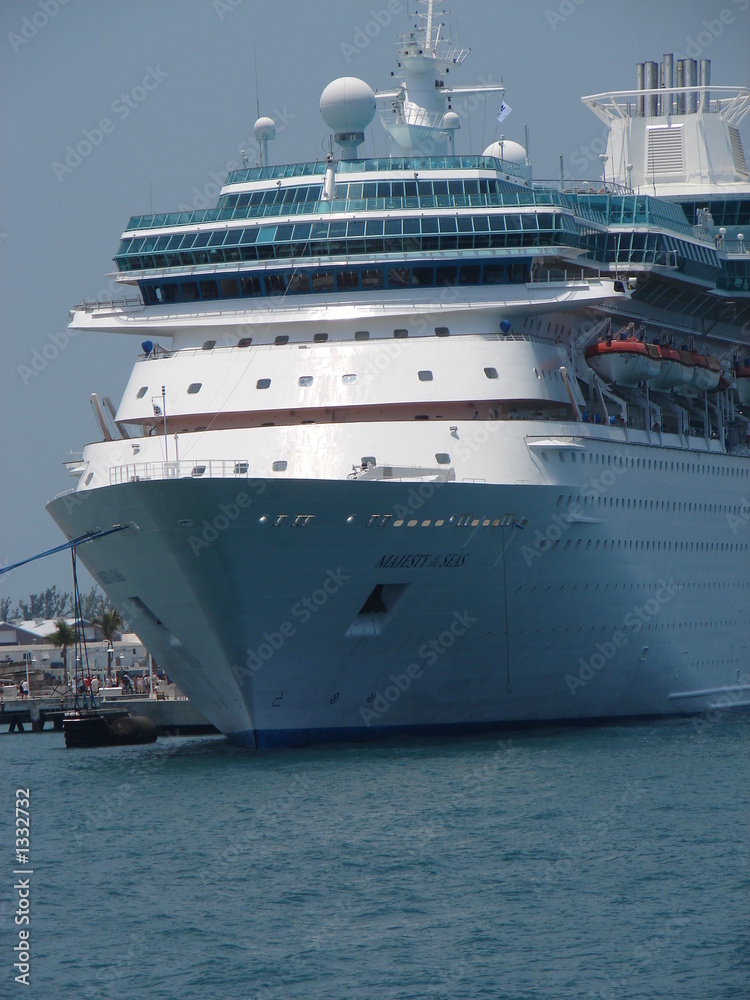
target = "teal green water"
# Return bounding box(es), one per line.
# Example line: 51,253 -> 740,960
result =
1,715 -> 748,999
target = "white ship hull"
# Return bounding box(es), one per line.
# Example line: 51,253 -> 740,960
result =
47,421 -> 750,747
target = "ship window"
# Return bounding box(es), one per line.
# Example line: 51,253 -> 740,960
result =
202,340 -> 216,351
393,328 -> 409,339
272,461 -> 288,472
435,326 -> 450,337
256,378 -> 271,389
484,264 -> 505,284
240,276 -> 261,296
484,367 -> 499,379
412,266 -> 433,286
181,281 -> 199,301
313,333 -> 329,343
200,280 -> 219,300
238,337 -> 252,347
85,472 -> 94,485
234,462 -> 249,474
274,335 -> 289,345
342,374 -> 357,384
187,383 -> 202,394
361,456 -> 376,467
191,465 -> 206,477
311,271 -> 334,291
337,270 -> 359,290
298,376 -> 313,387
388,268 -> 410,288
287,273 -> 310,293
435,453 -> 451,464
219,278 -> 239,299
361,270 -> 383,289
418,370 -> 434,381
355,330 -> 370,341
136,386 -> 148,398
459,265 -> 481,285
265,274 -> 286,295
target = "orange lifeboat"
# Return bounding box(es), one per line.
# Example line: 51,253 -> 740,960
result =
584,337 -> 661,386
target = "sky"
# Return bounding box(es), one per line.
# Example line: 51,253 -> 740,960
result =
1,0 -> 748,608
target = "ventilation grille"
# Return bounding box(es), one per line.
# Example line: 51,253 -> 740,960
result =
646,126 -> 684,175
728,127 -> 748,178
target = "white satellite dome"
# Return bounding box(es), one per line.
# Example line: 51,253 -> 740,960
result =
253,116 -> 276,142
320,77 -> 376,133
442,111 -> 461,130
483,139 -> 527,164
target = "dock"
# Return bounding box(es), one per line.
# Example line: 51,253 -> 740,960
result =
0,695 -> 218,737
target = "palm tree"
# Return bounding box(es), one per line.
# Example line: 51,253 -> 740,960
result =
94,608 -> 124,678
49,619 -> 77,690
94,607 -> 124,643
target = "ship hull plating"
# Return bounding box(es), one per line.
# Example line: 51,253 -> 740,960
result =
47,457 -> 750,748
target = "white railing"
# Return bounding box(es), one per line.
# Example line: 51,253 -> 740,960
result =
109,459 -> 251,485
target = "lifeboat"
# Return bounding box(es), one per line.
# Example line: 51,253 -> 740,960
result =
735,362 -> 750,406
650,344 -> 691,391
689,351 -> 722,392
584,337 -> 661,386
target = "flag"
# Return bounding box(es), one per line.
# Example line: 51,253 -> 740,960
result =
497,102 -> 512,124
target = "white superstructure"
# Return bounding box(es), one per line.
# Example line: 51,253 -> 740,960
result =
48,3 -> 750,747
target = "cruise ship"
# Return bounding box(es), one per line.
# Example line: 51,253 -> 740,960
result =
48,2 -> 750,747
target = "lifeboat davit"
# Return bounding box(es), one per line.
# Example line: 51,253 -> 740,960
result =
735,363 -> 750,406
584,338 -> 661,386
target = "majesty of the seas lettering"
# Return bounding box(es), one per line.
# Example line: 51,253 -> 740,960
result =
376,553 -> 468,569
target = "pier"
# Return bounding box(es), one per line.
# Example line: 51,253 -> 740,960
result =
0,696 -> 218,737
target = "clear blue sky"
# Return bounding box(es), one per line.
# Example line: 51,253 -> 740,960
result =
1,0 -> 748,607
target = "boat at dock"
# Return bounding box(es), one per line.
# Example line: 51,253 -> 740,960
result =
47,2 -> 750,748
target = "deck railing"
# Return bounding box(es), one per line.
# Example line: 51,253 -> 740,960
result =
109,459 -> 251,485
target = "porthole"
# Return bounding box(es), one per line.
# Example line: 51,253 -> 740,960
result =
355,330 -> 370,341
342,374 -> 357,384
202,340 -> 216,351
256,378 -> 271,389
435,326 -> 450,337
298,376 -> 313,387
187,383 -> 202,394
484,367 -> 499,379
136,386 -> 148,398
274,335 -> 289,345
272,461 -> 288,472
393,328 -> 408,339
418,370 -> 434,381
238,337 -> 252,347
313,333 -> 329,343
84,472 -> 94,485
435,453 -> 451,464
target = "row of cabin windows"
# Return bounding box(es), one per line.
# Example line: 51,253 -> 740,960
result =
194,328 -> 450,350
117,219 -> 572,271
135,367 -> 503,399
217,178 -> 539,211
547,451 -> 749,477
138,260 -> 531,305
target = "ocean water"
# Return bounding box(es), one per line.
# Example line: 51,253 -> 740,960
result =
1,714 -> 748,1000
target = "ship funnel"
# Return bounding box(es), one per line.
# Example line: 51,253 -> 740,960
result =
663,53 -> 674,115
685,59 -> 698,113
644,61 -> 658,116
636,63 -> 645,116
676,59 -> 685,115
699,58 -> 711,111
